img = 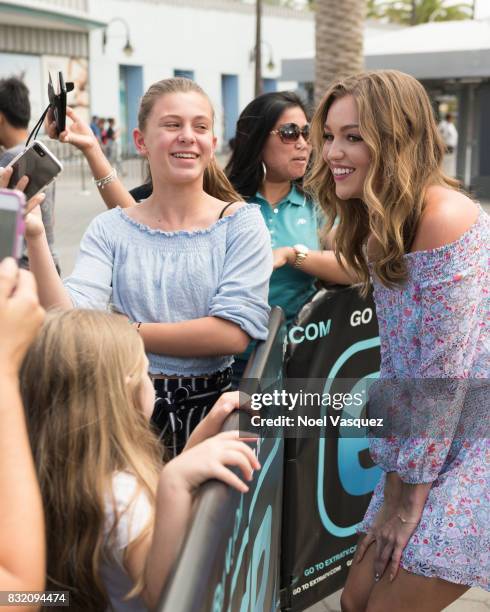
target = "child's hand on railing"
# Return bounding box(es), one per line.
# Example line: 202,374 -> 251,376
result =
45,106 -> 98,153
184,391 -> 246,450
162,430 -> 260,494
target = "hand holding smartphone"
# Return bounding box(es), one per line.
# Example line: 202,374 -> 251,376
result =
0,189 -> 26,262
6,141 -> 63,200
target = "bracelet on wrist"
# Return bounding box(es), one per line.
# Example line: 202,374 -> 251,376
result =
397,513 -> 419,525
94,167 -> 117,189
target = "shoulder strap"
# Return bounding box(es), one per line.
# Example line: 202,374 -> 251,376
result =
218,201 -> 236,219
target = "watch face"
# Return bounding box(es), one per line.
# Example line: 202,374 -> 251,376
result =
294,243 -> 309,255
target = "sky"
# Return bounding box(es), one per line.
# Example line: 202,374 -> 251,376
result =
474,0 -> 490,19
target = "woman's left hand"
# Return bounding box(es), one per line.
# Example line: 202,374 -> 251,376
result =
272,246 -> 295,270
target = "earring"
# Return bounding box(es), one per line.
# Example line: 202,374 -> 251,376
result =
261,161 -> 267,182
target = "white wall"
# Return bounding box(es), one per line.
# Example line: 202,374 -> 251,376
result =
87,0 -> 314,149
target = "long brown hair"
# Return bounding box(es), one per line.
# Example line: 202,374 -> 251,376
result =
306,70 -> 459,294
138,77 -> 240,203
21,310 -> 162,611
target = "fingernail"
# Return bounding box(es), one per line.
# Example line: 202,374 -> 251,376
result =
389,573 -> 394,582
0,256 -> 16,269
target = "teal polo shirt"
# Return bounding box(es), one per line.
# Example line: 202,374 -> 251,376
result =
249,184 -> 320,325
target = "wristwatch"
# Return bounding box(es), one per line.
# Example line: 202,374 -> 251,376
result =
292,243 -> 309,268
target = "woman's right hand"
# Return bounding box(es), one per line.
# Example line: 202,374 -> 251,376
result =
45,106 -> 98,153
162,430 -> 260,494
354,474 -> 402,565
0,258 -> 45,375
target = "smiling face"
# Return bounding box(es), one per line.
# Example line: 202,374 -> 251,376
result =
133,91 -> 217,185
322,94 -> 371,201
261,106 -> 311,182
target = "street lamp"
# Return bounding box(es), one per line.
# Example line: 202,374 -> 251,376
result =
249,41 -> 276,72
102,18 -> 134,56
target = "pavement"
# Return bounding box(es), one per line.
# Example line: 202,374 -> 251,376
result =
306,586 -> 490,612
54,160 -> 490,611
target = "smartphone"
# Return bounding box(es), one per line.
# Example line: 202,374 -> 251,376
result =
6,140 -> 63,200
48,71 -> 74,134
0,189 -> 26,261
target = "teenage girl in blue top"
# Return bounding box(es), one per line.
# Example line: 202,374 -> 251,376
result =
23,78 -> 272,455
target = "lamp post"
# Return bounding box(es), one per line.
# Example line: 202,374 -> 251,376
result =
250,41 -> 275,71
102,18 -> 134,56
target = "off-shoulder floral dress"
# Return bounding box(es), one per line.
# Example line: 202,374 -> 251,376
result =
358,206 -> 489,589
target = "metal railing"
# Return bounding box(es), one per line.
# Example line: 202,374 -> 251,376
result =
156,307 -> 286,612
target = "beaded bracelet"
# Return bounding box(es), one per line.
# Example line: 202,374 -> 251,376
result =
94,167 -> 117,189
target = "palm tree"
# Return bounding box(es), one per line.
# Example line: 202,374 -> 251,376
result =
378,0 -> 472,25
314,0 -> 366,103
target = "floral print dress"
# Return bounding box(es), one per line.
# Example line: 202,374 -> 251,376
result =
357,206 -> 489,589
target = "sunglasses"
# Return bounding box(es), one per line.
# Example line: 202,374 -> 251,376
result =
270,122 -> 310,144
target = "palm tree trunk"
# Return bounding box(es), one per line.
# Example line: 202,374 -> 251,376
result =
410,0 -> 417,25
314,0 -> 366,103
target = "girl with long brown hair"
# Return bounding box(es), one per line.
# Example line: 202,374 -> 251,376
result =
24,77 -> 272,455
21,309 -> 259,611
307,70 -> 489,611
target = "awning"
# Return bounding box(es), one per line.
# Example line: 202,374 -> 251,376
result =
0,0 -> 107,31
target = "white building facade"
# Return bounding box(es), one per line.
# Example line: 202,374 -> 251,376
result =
87,0 -> 315,153
0,0 -> 315,153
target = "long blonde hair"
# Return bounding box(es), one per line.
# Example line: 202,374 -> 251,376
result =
20,310 -> 162,611
139,77 -> 240,203
306,70 -> 459,293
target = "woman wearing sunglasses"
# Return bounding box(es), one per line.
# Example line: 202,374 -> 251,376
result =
225,91 -> 355,381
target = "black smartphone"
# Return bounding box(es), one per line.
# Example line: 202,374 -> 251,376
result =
48,71 -> 74,135
7,140 -> 63,200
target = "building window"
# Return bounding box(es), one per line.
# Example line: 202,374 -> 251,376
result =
174,69 -> 194,80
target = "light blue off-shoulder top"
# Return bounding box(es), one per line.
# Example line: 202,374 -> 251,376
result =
64,203 -> 272,375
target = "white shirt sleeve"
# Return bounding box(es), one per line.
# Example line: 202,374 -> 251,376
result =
104,472 -> 153,565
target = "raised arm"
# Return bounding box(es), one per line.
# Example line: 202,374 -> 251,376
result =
0,167 -> 71,309
0,259 -> 46,604
124,431 -> 260,609
46,107 -> 135,209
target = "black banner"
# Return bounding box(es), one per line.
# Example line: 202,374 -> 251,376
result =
281,286 -> 382,611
